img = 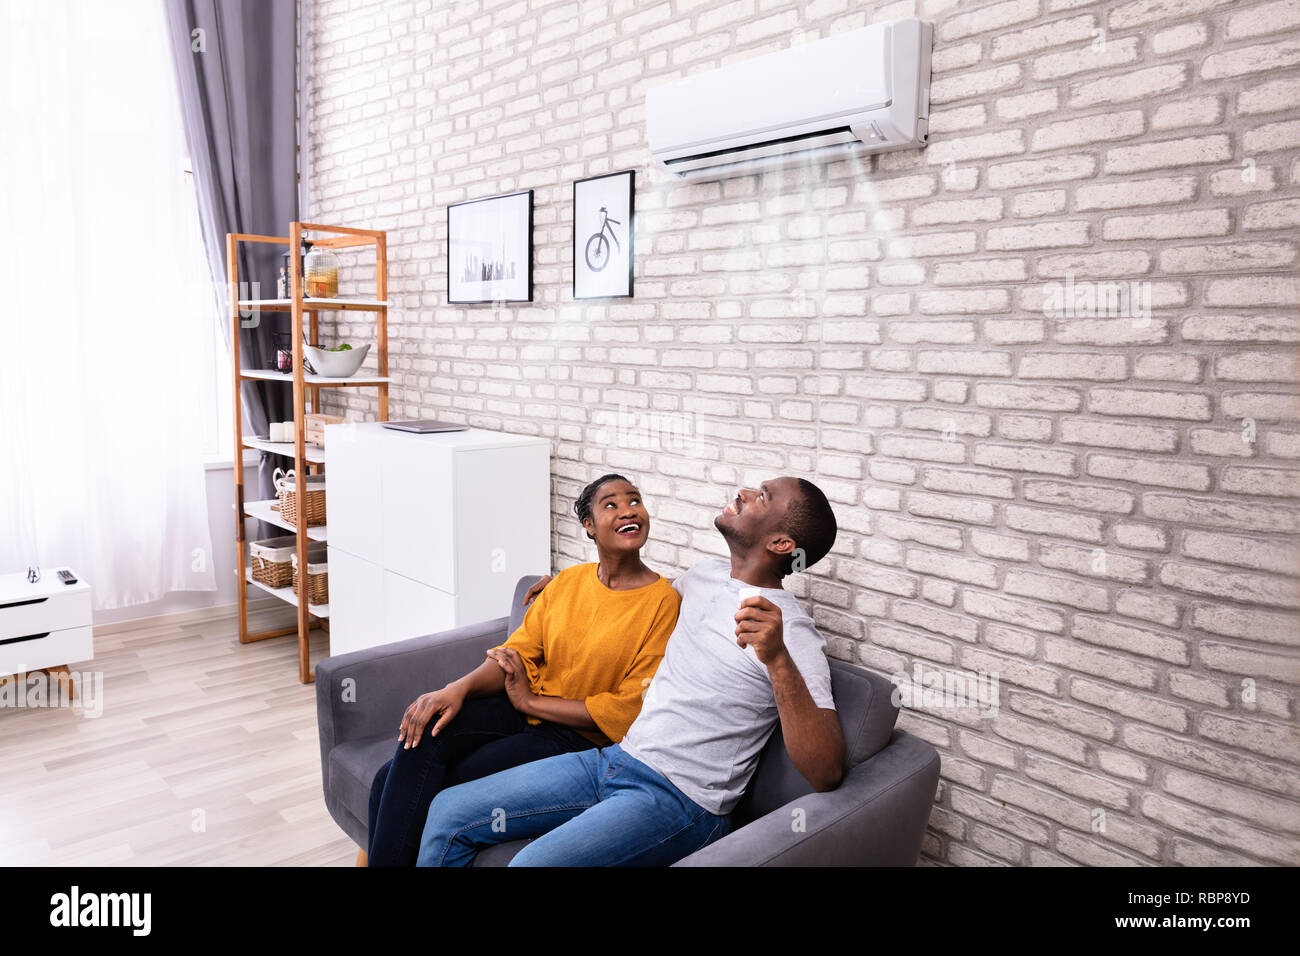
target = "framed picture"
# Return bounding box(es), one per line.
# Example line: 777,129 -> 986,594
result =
573,170 -> 634,299
447,189 -> 533,304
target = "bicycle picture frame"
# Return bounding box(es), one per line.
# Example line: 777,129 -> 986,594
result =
573,169 -> 634,300
447,189 -> 534,304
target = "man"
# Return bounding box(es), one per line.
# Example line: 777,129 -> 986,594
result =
415,476 -> 842,867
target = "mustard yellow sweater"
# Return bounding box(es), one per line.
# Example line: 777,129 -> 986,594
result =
500,563 -> 679,746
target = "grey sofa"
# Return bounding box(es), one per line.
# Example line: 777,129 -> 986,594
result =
316,575 -> 941,865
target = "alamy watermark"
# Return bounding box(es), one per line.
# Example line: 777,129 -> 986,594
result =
50,886 -> 150,936
1041,272 -> 1151,326
591,404 -> 695,452
890,663 -> 1000,718
0,670 -> 103,718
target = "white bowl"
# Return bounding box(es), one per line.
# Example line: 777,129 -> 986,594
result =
304,343 -> 370,378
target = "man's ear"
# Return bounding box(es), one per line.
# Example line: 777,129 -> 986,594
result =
765,533 -> 796,562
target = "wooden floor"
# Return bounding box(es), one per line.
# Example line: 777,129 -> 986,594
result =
0,602 -> 358,866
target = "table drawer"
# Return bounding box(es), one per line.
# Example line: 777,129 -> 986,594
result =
0,589 -> 92,642
0,625 -> 94,678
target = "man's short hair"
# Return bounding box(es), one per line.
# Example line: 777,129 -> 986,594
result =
779,479 -> 837,575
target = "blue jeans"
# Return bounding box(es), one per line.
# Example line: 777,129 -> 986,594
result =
416,743 -> 730,867
367,693 -> 595,867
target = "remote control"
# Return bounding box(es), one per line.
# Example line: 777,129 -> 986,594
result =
58,570 -> 77,585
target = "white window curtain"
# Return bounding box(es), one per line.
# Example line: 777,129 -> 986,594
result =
0,0 -> 219,609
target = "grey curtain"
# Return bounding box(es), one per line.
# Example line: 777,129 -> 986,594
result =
163,0 -> 299,525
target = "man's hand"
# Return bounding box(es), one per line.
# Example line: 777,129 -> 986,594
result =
523,575 -> 552,606
735,596 -> 787,666
487,646 -> 535,714
398,685 -> 465,749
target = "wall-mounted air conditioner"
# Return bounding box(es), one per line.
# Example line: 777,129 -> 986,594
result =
646,18 -> 933,180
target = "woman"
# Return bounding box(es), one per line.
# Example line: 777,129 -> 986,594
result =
365,473 -> 678,866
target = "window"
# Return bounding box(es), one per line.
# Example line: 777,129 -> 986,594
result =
0,0 -> 219,606
182,158 -> 236,463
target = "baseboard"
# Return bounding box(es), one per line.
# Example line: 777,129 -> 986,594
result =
93,597 -> 289,636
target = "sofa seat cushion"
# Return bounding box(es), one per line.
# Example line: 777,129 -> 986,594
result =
329,735 -> 398,833
331,735 -> 534,866
471,839 -> 531,866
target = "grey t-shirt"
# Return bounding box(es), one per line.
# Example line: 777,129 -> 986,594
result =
619,557 -> 836,815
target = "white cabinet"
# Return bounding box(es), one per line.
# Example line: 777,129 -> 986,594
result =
0,569 -> 93,678
325,422 -> 384,565
381,440 -> 455,591
382,570 -> 456,645
324,546 -> 383,657
324,424 -> 551,657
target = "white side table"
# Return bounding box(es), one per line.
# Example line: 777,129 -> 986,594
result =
0,568 -> 93,697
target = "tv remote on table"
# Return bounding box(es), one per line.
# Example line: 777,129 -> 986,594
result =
57,570 -> 77,585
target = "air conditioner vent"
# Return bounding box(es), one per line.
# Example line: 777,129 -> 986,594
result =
647,18 -> 932,180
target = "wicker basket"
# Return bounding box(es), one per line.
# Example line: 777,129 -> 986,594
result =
274,468 -> 327,527
249,536 -> 298,589
292,552 -> 329,606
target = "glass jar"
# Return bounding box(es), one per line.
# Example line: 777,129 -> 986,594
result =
282,244 -> 306,295
303,246 -> 340,298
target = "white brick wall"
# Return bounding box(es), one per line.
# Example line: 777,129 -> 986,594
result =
306,0 -> 1300,866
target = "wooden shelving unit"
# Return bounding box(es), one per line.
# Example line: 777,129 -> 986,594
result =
227,223 -> 389,683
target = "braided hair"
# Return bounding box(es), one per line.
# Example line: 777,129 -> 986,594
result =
574,473 -> 632,541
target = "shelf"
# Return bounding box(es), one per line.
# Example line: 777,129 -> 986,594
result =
238,297 -> 387,311
244,499 -> 327,541
242,435 -> 326,463
230,221 -> 388,684
245,567 -> 328,618
239,369 -> 391,387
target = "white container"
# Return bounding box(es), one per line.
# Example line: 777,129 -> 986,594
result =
304,343 -> 370,378
255,538 -> 328,563
249,535 -> 300,564
273,471 -> 327,494
291,554 -> 330,574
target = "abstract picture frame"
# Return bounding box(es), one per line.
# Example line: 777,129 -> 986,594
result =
573,170 -> 634,300
447,189 -> 533,304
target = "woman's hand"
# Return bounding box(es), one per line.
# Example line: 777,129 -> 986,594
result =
397,685 -> 465,749
487,646 -> 535,715
523,575 -> 552,606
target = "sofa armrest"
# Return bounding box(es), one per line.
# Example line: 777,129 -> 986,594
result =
673,731 -> 941,867
315,616 -> 509,795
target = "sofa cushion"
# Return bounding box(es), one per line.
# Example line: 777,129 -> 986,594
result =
507,575 -> 543,638
728,659 -> 899,826
472,839 -> 531,866
835,661 -> 902,766
330,735 -> 399,837
333,735 -> 536,865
